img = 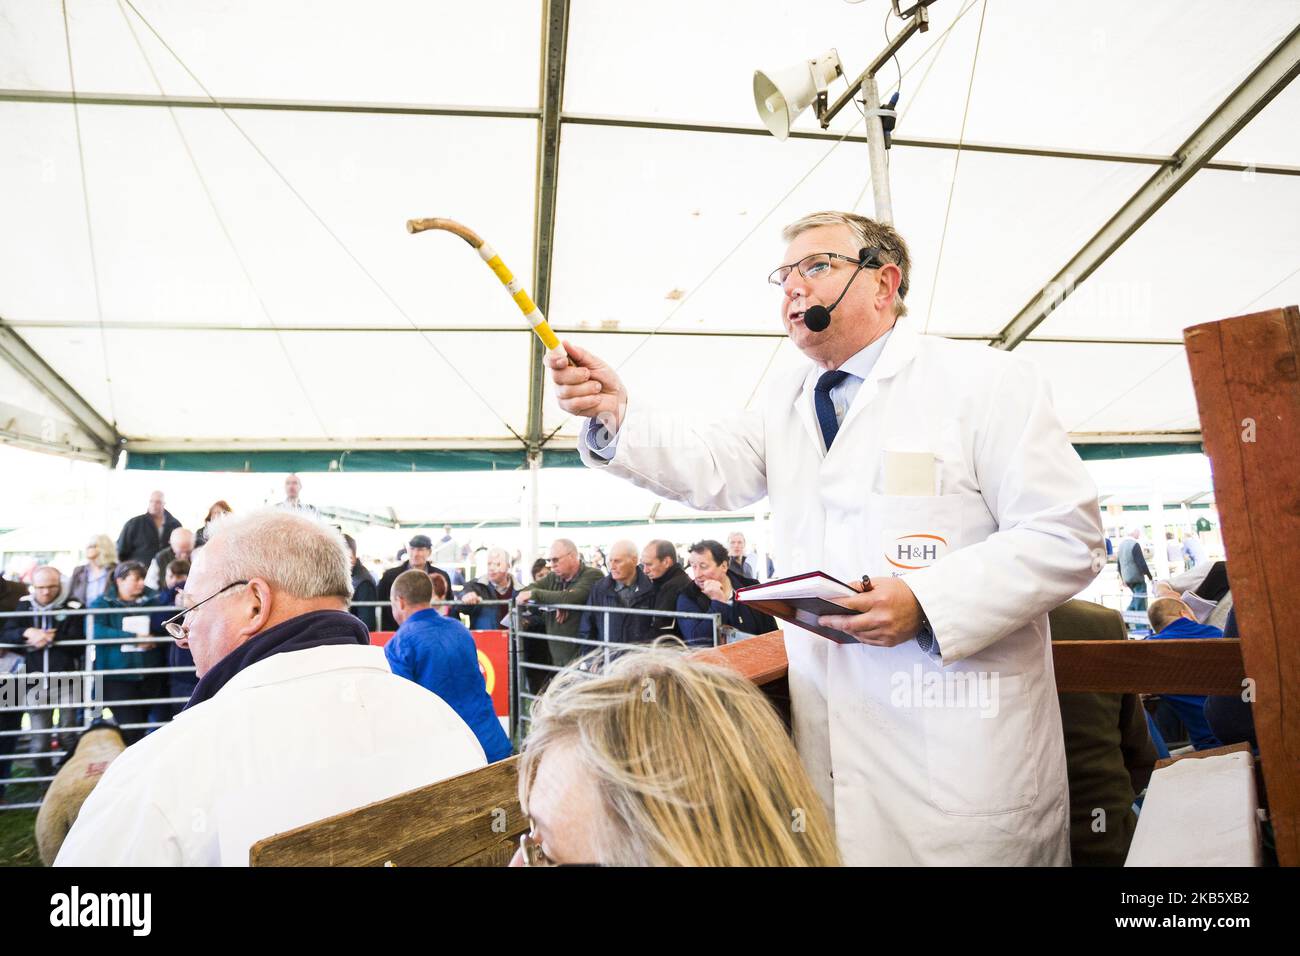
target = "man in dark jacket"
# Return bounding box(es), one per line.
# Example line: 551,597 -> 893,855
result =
579,540 -> 656,645
1,566 -> 84,675
1050,599 -> 1158,866
153,561 -> 196,717
343,534 -> 379,632
452,547 -> 516,630
376,534 -> 452,631
2,565 -> 85,774
677,540 -> 777,647
0,574 -> 28,613
148,559 -> 194,718
115,491 -> 182,566
1116,528 -> 1153,612
516,538 -> 603,670
641,539 -> 692,638
145,528 -> 194,590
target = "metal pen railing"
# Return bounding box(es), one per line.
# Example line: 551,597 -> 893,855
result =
507,601 -> 722,743
1,602 -> 191,807
0,593 -> 729,811
0,598 -> 515,809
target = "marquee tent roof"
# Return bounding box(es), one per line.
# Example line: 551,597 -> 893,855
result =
2,0 -> 1298,471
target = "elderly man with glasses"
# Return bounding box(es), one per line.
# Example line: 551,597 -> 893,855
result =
55,509 -> 486,867
515,539 -> 603,677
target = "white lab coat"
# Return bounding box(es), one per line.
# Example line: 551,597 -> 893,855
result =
55,644 -> 487,866
583,319 -> 1103,865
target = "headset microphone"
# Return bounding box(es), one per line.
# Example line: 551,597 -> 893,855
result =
803,247 -> 880,333
802,303 -> 833,333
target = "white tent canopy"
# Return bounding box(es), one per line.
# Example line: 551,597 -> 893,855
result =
1,0 -> 1298,469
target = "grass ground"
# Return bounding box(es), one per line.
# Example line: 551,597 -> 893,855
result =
0,764 -> 43,866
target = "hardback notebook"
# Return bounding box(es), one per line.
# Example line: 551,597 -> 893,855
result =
735,571 -> 863,644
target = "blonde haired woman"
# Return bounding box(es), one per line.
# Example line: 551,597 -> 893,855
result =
513,645 -> 839,866
69,534 -> 117,606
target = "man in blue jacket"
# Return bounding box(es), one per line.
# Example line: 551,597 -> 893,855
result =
385,569 -> 511,762
1146,597 -> 1223,750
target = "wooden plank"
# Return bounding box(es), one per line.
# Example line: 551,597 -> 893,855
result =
698,630 -> 1246,695
250,756 -> 526,867
694,631 -> 788,685
1185,305 -> 1300,867
1154,740 -> 1252,771
454,839 -> 519,867
1053,638 -> 1246,694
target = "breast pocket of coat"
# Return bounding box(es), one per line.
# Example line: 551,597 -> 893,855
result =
920,671 -> 1038,815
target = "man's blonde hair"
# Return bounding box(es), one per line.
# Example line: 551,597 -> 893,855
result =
781,210 -> 911,317
519,645 -> 840,866
88,534 -> 117,570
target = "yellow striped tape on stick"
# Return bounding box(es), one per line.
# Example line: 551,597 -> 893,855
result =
406,217 -> 567,360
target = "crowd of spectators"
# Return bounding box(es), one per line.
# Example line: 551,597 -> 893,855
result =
34,506 -> 825,867
0,475 -> 776,805
0,480 -> 1249,868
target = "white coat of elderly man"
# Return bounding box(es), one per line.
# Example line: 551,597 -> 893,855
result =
55,509 -> 486,866
547,210 -> 1104,865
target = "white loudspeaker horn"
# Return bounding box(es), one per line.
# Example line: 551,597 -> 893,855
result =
752,51 -> 841,140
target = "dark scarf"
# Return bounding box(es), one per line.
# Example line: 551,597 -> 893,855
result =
185,609 -> 369,711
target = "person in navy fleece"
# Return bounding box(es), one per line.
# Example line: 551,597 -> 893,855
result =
1146,597 -> 1223,750
149,558 -> 197,719
386,569 -> 511,762
675,540 -> 777,647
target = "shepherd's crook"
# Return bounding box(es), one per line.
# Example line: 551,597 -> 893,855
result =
406,217 -> 568,364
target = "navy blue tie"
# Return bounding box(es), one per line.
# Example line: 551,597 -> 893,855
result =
814,370 -> 851,451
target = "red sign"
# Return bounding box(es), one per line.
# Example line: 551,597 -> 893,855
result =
371,629 -> 510,717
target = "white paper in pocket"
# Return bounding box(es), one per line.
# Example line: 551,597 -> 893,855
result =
883,451 -> 937,496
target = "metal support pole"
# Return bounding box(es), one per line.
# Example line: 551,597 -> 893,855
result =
508,605 -> 520,744
1149,488 -> 1168,582
527,448 -> 541,564
862,73 -> 893,224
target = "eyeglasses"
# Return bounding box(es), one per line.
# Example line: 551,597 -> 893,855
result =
162,580 -> 249,642
518,826 -> 556,867
768,251 -> 869,287
546,552 -> 575,564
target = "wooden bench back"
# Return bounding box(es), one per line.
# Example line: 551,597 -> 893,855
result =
250,755 -> 525,867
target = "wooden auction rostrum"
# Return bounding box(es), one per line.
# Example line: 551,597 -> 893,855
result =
251,306 -> 1300,868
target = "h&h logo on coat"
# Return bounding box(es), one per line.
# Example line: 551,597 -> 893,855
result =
885,533 -> 948,571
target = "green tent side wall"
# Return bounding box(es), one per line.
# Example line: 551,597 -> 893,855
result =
125,442 -> 1203,472
124,449 -> 583,472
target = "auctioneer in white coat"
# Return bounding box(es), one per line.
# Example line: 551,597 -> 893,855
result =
580,315 -> 1103,864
